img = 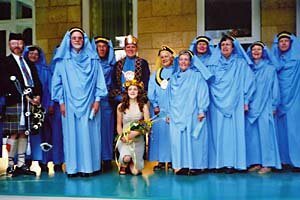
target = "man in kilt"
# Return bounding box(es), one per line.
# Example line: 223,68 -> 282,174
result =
1,33 -> 42,177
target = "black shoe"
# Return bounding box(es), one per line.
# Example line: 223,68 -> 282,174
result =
153,162 -> 165,171
54,164 -> 63,172
224,168 -> 237,174
214,168 -> 225,173
175,168 -> 189,175
67,173 -> 79,178
39,163 -> 49,173
189,169 -> 203,176
6,166 -> 14,176
25,159 -> 32,168
79,172 -> 92,177
92,170 -> 102,176
14,165 -> 36,176
102,160 -> 113,171
291,167 -> 300,173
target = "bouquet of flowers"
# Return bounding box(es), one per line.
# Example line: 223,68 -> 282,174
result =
119,119 -> 152,144
115,112 -> 166,144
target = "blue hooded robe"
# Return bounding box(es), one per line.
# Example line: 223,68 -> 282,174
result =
91,39 -> 116,161
272,34 -> 300,167
245,44 -> 281,169
207,39 -> 255,170
39,46 -> 65,166
167,59 -> 211,169
23,46 -> 51,163
189,36 -> 215,66
148,63 -> 176,163
51,31 -> 107,174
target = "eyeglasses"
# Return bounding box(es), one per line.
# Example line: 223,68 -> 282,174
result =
71,36 -> 83,41
9,41 -> 23,46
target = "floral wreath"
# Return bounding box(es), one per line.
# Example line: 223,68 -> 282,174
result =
123,79 -> 144,89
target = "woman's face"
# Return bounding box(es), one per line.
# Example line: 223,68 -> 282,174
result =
70,31 -> 84,52
179,54 -> 190,71
128,85 -> 139,99
160,51 -> 173,67
28,49 -> 40,63
196,41 -> 208,55
220,39 -> 234,58
251,45 -> 263,61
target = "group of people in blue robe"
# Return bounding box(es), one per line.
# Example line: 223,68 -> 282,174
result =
149,31 -> 300,175
1,28 -> 299,177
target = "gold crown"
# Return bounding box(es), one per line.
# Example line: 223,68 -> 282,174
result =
123,79 -> 144,89
125,35 -> 138,46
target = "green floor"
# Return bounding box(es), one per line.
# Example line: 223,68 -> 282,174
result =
1,168 -> 300,200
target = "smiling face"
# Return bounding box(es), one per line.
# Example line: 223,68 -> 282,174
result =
278,37 -> 291,52
160,51 -> 173,67
96,41 -> 109,58
9,39 -> 24,56
220,39 -> 234,58
179,54 -> 191,71
196,41 -> 208,55
28,49 -> 40,63
125,44 -> 137,58
70,31 -> 84,52
251,45 -> 263,62
127,85 -> 139,99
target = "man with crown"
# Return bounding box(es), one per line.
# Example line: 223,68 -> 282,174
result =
110,35 -> 150,103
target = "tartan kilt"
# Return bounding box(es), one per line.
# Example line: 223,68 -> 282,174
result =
3,103 -> 26,135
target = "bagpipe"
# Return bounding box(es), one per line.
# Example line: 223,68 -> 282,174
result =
10,76 -> 46,136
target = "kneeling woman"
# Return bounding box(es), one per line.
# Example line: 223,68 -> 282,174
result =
167,50 -> 210,175
116,80 -> 150,175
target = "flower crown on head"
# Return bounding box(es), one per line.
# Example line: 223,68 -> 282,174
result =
123,79 -> 144,89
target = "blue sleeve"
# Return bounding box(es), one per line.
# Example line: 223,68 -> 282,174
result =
197,75 -> 209,115
148,73 -> 159,108
244,63 -> 256,105
51,62 -> 64,104
272,70 -> 280,110
94,61 -> 108,100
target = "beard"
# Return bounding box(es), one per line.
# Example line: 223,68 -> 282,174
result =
72,44 -> 83,50
11,47 -> 23,55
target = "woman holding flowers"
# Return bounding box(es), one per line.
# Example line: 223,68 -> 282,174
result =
116,79 -> 150,175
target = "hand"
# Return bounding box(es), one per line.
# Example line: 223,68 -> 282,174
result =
166,117 -> 170,124
32,96 -> 40,105
60,103 -> 66,117
198,113 -> 205,122
92,101 -> 100,114
121,136 -> 127,143
48,106 -> 54,115
154,107 -> 160,115
128,130 -> 140,140
244,104 -> 249,112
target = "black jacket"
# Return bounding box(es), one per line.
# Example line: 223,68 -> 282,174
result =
0,54 -> 42,106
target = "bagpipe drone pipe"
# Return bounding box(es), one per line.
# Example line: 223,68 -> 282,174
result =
10,76 -> 46,136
